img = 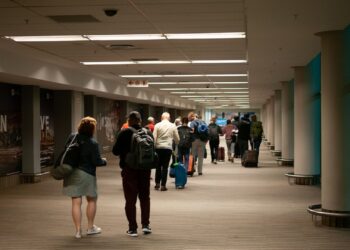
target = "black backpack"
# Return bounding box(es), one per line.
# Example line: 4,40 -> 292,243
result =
178,126 -> 192,148
125,127 -> 157,169
208,124 -> 219,140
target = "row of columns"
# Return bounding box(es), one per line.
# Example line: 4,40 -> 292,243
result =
261,29 -> 350,226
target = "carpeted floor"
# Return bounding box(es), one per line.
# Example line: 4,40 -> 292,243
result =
0,142 -> 349,250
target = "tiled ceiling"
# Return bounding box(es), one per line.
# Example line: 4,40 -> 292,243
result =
0,0 -> 350,109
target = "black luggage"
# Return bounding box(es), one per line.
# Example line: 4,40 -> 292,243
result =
217,147 -> 225,161
241,150 -> 258,167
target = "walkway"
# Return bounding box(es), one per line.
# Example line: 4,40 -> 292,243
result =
0,143 -> 349,250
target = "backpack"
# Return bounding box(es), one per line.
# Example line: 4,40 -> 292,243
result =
208,124 -> 219,140
178,126 -> 192,148
125,127 -> 157,169
196,121 -> 209,142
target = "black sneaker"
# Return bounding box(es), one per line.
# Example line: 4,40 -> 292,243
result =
142,225 -> 152,235
154,184 -> 160,190
126,230 -> 138,237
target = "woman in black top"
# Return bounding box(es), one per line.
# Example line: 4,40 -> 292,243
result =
63,117 -> 107,239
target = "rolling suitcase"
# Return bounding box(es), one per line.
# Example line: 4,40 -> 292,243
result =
241,150 -> 258,167
217,147 -> 225,161
174,162 -> 187,189
187,154 -> 195,176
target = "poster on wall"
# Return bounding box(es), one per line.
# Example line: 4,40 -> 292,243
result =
40,89 -> 54,167
0,83 -> 22,175
96,99 -> 122,153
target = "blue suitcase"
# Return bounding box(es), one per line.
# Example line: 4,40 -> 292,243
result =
174,162 -> 187,189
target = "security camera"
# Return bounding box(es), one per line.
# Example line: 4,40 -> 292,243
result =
104,8 -> 118,17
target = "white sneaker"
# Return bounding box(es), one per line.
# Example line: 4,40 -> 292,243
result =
87,225 -> 102,235
75,230 -> 82,239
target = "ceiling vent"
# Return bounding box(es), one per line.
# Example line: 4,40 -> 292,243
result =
47,15 -> 100,23
131,58 -> 159,62
106,44 -> 137,50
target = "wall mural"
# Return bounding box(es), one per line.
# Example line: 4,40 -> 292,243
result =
96,98 -> 122,153
40,89 -> 54,167
0,83 -> 22,175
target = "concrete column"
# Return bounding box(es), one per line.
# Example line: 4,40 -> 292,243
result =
53,91 -> 84,162
267,96 -> 275,148
273,90 -> 282,155
318,30 -> 350,216
84,95 -> 97,118
21,86 -> 41,182
293,66 -> 321,177
261,103 -> 267,140
279,81 -> 294,165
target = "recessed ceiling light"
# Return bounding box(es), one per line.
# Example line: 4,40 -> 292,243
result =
82,61 -> 136,65
171,91 -> 249,94
148,81 -> 248,85
159,87 -> 248,90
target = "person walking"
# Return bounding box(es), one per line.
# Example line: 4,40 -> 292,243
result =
144,116 -> 155,132
63,116 -> 107,239
250,114 -> 264,155
237,113 -> 251,157
177,117 -> 192,170
221,119 -> 236,162
113,111 -> 154,237
188,112 -> 208,175
208,116 -> 222,164
153,112 -> 180,191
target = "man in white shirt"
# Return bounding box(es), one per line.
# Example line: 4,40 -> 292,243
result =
153,112 -> 180,191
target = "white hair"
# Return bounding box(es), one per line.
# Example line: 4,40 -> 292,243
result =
161,112 -> 170,121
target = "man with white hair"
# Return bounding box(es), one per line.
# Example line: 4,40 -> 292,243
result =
153,112 -> 180,191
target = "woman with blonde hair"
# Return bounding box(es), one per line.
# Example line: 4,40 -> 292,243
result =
62,116 -> 107,239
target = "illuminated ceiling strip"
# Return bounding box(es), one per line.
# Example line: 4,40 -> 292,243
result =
192,60 -> 247,64
82,60 -> 246,65
160,88 -> 248,90
6,32 -> 246,42
148,82 -> 248,85
165,32 -> 246,39
171,91 -> 249,94
5,35 -> 87,42
180,95 -> 249,98
120,74 -> 247,78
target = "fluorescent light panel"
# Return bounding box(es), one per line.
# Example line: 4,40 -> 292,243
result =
82,60 -> 246,65
160,88 -> 248,90
6,32 -> 245,42
171,91 -> 249,94
148,82 -> 248,85
180,95 -> 249,98
165,32 -> 245,39
5,35 -> 87,42
120,74 -> 247,78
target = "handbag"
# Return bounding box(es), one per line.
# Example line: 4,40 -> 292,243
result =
50,134 -> 80,180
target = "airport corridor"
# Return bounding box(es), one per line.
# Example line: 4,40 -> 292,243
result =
0,143 -> 349,250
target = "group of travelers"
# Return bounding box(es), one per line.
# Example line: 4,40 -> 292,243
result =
59,111 -> 263,239
221,114 -> 264,162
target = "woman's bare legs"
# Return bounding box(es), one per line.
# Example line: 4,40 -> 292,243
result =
86,196 -> 97,229
72,197 -> 82,234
